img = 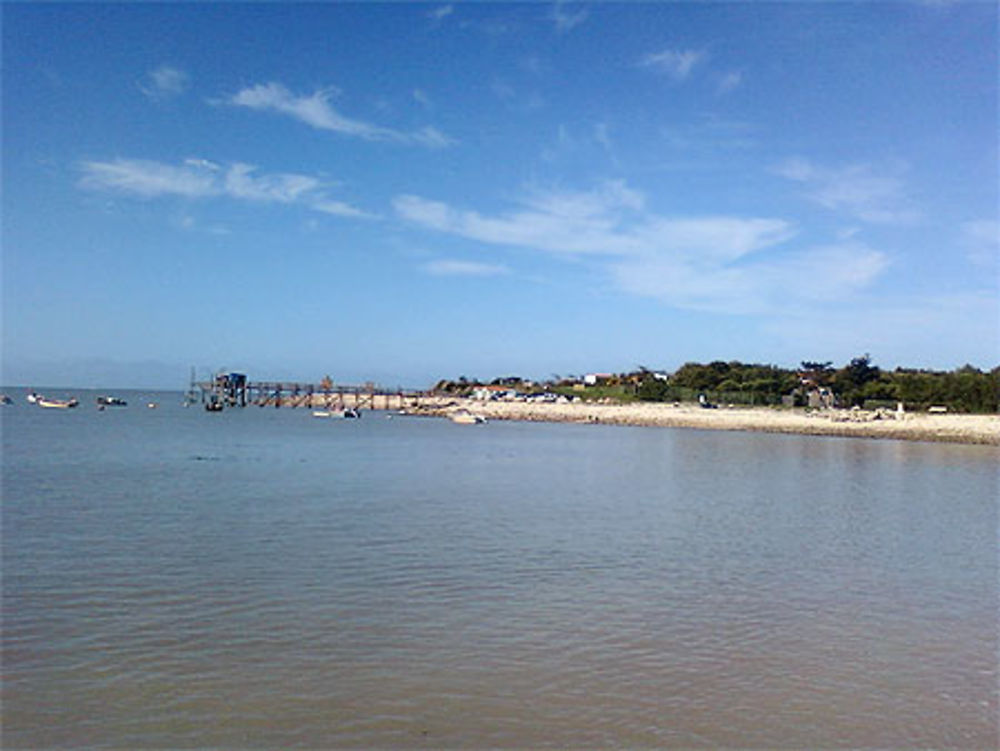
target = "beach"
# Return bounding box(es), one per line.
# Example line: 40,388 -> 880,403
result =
412,397 -> 1000,446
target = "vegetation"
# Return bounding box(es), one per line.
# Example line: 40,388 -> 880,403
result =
434,356 -> 999,413
635,356 -> 998,413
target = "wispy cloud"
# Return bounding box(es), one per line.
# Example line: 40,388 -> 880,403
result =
716,70 -> 743,94
395,180 -> 649,256
311,199 -> 370,219
413,89 -> 432,108
412,126 -> 456,149
639,49 -> 707,81
551,1 -> 589,33
422,259 -> 511,277
79,157 -> 371,218
392,180 -> 886,316
613,241 -> 887,314
177,214 -> 232,236
774,158 -> 919,224
227,82 -> 455,147
80,158 -> 216,197
140,65 -> 189,100
428,5 -> 453,23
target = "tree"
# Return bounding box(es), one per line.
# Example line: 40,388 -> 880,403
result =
637,376 -> 671,402
846,354 -> 880,387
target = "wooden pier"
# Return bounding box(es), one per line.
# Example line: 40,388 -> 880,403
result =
195,373 -> 425,411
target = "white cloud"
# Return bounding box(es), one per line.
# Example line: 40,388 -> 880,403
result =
423,259 -> 510,277
140,65 -> 189,100
177,214 -> 232,236
551,2 -> 589,33
224,163 -> 321,203
717,70 -> 743,94
639,49 -> 707,81
79,157 -> 370,218
614,241 -> 888,315
311,199 -> 373,219
227,82 -> 455,147
413,89 -> 432,108
774,158 -> 919,224
79,158 -> 216,198
394,181 -> 651,256
412,125 -> 457,149
428,5 -> 453,22
229,83 -> 392,139
391,180 -> 887,316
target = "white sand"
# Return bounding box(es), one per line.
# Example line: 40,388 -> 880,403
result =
411,398 -> 999,446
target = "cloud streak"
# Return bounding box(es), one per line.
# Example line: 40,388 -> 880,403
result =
551,2 -> 589,33
639,49 -> 707,80
394,180 -> 888,315
227,82 -> 456,147
423,259 -> 511,277
140,65 -> 189,100
79,157 -> 371,218
775,158 -> 919,224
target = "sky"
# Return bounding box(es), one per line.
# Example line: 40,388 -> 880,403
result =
3,1 -> 997,389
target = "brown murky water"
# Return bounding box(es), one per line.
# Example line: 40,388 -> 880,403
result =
3,393 -> 997,747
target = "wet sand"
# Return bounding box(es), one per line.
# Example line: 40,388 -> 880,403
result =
412,397 -> 1000,446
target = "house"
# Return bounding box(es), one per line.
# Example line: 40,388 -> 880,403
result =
584,373 -> 614,386
471,385 -> 507,401
471,385 -> 522,401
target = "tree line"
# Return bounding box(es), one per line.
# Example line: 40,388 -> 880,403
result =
434,356 -> 999,413
636,356 -> 999,413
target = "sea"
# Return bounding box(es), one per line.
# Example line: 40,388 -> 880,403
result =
2,387 -> 997,748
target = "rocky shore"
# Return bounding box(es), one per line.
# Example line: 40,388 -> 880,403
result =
408,397 -> 1000,446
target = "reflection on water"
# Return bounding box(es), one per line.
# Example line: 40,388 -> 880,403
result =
2,391 -> 997,747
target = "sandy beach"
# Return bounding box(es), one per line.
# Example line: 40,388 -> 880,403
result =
411,397 -> 1000,446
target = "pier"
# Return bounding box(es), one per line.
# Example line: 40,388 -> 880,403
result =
195,373 -> 425,411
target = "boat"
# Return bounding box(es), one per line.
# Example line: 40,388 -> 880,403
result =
96,395 -> 127,407
312,408 -> 361,419
450,409 -> 486,425
26,391 -> 39,404
0,394 -> 11,405
36,396 -> 79,409
205,395 -> 223,412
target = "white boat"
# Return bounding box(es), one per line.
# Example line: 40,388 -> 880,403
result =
36,396 -> 79,409
450,409 -> 486,424
313,408 -> 361,419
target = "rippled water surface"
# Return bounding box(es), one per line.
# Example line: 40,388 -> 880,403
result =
3,389 -> 997,748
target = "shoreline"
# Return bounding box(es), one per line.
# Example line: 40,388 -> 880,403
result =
409,397 -> 1000,446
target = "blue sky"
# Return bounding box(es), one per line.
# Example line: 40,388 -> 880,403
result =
3,1 -> 997,389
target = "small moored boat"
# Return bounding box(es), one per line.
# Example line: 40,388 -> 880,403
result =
312,408 -> 361,419
96,395 -> 128,407
37,396 -> 79,409
450,409 -> 487,425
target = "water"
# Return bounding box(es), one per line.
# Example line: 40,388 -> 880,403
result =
3,388 -> 997,748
